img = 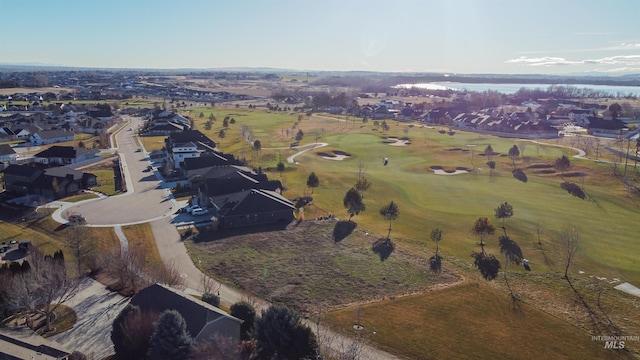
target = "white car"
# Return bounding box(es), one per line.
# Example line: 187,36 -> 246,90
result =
192,208 -> 209,216
185,205 -> 201,214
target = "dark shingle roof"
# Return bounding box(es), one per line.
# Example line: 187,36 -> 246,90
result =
0,144 -> 17,156
35,130 -> 73,139
213,189 -> 295,217
34,146 -> 76,159
130,283 -> 241,339
2,164 -> 42,177
44,167 -> 84,180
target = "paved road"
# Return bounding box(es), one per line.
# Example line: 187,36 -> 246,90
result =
47,118 -> 400,359
61,116 -> 177,225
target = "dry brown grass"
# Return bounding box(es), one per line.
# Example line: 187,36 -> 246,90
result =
324,281 -> 636,360
121,223 -> 162,268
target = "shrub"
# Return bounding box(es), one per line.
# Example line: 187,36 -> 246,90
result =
561,182 -> 586,199
471,252 -> 501,281
201,293 -> 220,308
512,168 -> 528,183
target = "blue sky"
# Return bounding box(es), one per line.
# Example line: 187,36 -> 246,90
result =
1,0 -> 639,74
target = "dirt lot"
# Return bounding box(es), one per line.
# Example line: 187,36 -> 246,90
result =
186,220 -> 459,314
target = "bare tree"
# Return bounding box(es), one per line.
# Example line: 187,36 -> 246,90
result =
67,214 -> 93,275
354,161 -> 372,199
559,226 -> 579,280
149,260 -> 185,288
7,249 -> 81,332
311,306 -> 367,360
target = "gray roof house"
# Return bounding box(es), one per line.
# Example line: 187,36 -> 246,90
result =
0,144 -> 18,163
129,283 -> 242,343
210,188 -> 296,229
29,130 -> 74,145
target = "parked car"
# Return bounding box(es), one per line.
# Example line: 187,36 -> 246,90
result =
185,205 -> 201,214
0,246 -> 7,253
135,148 -> 142,152
192,208 -> 209,216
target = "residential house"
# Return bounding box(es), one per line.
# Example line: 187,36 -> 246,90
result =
143,120 -> 185,136
0,144 -> 18,163
13,128 -> 31,139
0,127 -> 15,137
2,164 -> 96,199
129,283 -> 242,343
195,168 -> 283,198
568,109 -> 593,125
209,188 -> 295,229
87,108 -> 113,121
2,164 -> 44,194
164,130 -> 217,169
587,117 -> 629,138
141,110 -> 191,136
35,167 -> 97,199
30,130 -> 74,145
181,152 -> 242,178
0,328 -> 70,360
171,142 -> 200,167
33,146 -> 100,166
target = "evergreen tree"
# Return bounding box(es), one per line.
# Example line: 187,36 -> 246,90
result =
147,310 -> 193,360
230,301 -> 256,340
306,172 -> 319,194
343,188 -> 365,221
254,305 -> 319,360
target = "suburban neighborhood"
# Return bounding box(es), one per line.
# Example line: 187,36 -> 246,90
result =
0,67 -> 639,360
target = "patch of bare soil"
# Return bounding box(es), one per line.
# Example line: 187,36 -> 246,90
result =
190,221 -> 460,314
535,169 -> 556,175
559,172 -> 589,178
527,163 -> 554,169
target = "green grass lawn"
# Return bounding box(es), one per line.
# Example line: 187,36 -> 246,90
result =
324,281 -> 635,360
176,107 -> 640,284
138,135 -> 166,152
88,169 -> 118,196
174,108 -> 640,357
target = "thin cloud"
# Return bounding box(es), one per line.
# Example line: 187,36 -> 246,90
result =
572,32 -> 614,36
506,55 -> 640,67
516,42 -> 640,55
505,56 -> 580,66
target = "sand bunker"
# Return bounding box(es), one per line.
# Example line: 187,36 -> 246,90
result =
384,137 -> 411,146
317,150 -> 352,161
430,166 -> 470,175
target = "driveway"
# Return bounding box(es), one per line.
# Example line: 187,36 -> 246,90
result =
50,278 -> 129,360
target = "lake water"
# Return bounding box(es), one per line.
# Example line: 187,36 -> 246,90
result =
395,82 -> 640,96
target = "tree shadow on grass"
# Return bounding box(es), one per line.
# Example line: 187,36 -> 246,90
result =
332,220 -> 356,242
372,238 -> 395,261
